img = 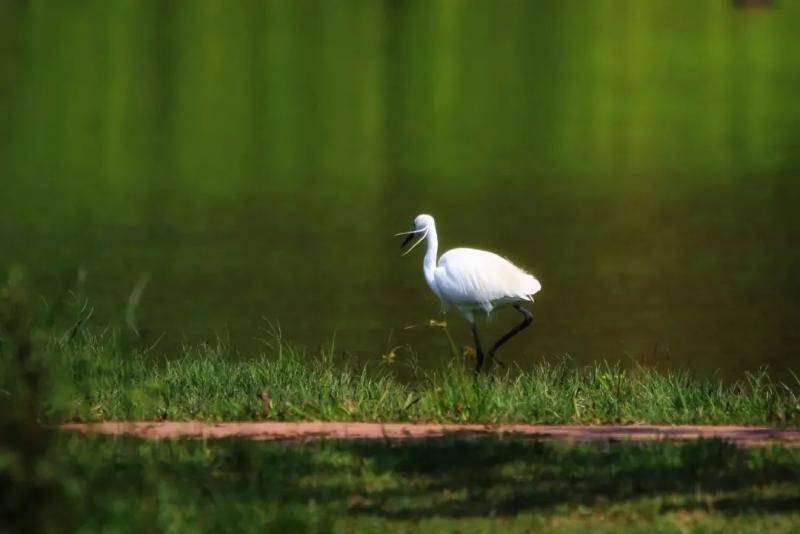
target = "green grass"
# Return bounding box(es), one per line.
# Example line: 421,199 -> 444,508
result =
5,434 -> 800,533
3,288 -> 800,532
22,328 -> 800,425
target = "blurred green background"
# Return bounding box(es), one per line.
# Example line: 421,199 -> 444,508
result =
1,0 -> 799,376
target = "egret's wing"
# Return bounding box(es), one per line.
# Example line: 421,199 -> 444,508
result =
436,248 -> 541,308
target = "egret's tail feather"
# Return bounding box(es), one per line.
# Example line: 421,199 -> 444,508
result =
524,275 -> 542,297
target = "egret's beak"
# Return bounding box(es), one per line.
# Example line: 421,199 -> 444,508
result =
394,228 -> 428,256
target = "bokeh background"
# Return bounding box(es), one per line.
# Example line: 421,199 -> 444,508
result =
2,0 -> 799,377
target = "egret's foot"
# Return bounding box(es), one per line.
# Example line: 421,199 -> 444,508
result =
486,305 -> 533,370
488,352 -> 507,370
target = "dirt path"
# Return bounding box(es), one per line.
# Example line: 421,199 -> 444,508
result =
59,422 -> 800,446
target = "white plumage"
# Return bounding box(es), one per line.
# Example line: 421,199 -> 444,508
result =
397,213 -> 541,372
435,248 -> 541,320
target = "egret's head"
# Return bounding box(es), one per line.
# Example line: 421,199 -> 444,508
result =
413,214 -> 435,230
396,213 -> 435,256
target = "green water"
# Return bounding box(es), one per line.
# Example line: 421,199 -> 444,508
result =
2,1 -> 799,376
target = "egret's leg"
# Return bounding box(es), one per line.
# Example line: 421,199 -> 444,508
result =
488,305 -> 533,368
470,323 -> 485,374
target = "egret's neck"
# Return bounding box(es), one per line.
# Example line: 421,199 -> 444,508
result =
423,225 -> 438,289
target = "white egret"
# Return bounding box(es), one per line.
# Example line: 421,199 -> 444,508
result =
397,214 -> 541,373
